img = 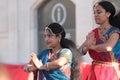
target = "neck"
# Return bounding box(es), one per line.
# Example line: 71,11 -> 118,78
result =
100,22 -> 111,29
51,45 -> 61,54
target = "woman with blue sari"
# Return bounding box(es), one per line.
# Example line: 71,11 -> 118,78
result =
79,1 -> 120,80
24,23 -> 76,80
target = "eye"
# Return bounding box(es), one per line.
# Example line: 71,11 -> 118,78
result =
97,11 -> 102,14
45,34 -> 54,38
48,34 -> 53,38
94,9 -> 102,15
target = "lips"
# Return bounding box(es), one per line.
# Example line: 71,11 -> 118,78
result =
95,17 -> 99,20
46,42 -> 51,45
95,18 -> 100,22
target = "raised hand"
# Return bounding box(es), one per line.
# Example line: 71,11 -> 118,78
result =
24,60 -> 37,72
31,52 -> 43,69
86,31 -> 96,48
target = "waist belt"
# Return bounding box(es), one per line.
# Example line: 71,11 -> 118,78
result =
92,60 -> 120,78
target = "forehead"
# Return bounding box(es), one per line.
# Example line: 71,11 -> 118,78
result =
94,4 -> 105,11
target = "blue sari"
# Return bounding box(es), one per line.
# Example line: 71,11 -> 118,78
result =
37,48 -> 72,80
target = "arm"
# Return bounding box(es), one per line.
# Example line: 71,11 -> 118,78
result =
40,56 -> 68,70
90,33 -> 119,52
31,53 -> 69,71
78,31 -> 96,55
78,40 -> 89,55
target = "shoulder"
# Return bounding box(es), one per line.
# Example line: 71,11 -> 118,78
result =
107,26 -> 120,36
59,48 -> 72,61
59,48 -> 72,56
92,27 -> 99,32
61,48 -> 72,53
111,26 -> 120,32
37,49 -> 50,59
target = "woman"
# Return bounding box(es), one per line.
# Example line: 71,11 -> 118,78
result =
24,23 -> 76,80
79,1 -> 120,80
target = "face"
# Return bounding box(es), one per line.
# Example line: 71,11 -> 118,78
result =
44,29 -> 61,48
93,4 -> 110,25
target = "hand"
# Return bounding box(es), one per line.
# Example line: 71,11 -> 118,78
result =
86,31 -> 96,48
24,64 -> 37,72
31,52 -> 43,69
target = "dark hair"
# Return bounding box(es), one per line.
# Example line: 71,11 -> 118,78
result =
95,1 -> 120,29
47,22 -> 76,49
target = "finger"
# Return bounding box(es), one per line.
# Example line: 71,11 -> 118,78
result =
39,60 -> 42,63
31,52 -> 37,57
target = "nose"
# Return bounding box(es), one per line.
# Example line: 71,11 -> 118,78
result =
45,36 -> 49,42
94,12 -> 97,17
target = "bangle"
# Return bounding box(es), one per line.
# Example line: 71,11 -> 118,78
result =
79,48 -> 84,55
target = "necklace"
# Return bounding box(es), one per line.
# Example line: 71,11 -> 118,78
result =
48,49 -> 61,60
98,26 -> 111,42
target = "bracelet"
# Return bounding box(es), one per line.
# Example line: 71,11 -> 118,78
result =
79,48 -> 84,55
